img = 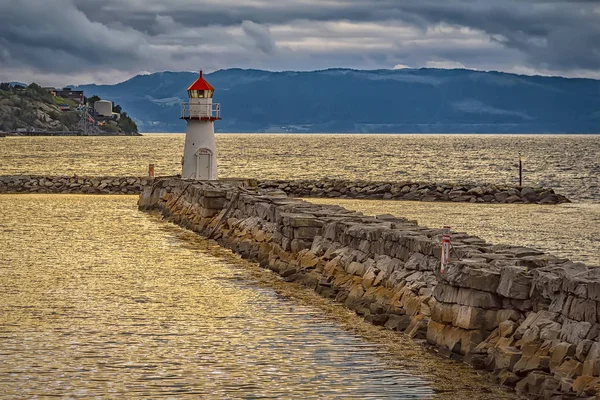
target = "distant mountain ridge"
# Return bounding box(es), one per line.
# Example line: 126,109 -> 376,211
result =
75,68 -> 600,133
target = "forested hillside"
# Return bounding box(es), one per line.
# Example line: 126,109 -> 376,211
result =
76,68 -> 600,133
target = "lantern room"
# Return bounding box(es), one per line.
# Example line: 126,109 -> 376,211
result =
181,71 -> 221,121
187,71 -> 214,99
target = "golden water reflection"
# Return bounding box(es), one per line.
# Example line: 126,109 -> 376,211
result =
0,195 -> 439,398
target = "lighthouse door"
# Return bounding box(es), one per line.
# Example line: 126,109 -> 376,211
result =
195,148 -> 212,180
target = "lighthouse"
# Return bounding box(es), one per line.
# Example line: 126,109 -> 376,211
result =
180,71 -> 221,180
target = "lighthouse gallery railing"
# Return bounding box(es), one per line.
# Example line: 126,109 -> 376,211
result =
181,102 -> 221,120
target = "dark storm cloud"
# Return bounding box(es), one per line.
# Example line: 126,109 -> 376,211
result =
241,21 -> 277,55
1,0 -> 599,85
392,1 -> 600,71
0,0 -> 148,71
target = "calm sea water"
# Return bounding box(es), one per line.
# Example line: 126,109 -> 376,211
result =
0,134 -> 596,398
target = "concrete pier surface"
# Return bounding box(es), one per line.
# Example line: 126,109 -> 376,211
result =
138,177 -> 600,399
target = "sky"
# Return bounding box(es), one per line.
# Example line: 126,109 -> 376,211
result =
0,0 -> 599,86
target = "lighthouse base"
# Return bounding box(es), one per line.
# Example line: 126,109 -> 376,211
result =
182,120 -> 218,180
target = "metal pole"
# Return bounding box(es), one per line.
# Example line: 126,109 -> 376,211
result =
519,152 -> 523,187
441,226 -> 451,274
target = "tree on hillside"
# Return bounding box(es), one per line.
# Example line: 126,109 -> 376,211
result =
86,95 -> 101,105
118,112 -> 139,134
24,83 -> 53,103
113,104 -> 122,114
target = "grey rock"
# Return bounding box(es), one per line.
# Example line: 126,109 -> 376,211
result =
497,266 -> 532,300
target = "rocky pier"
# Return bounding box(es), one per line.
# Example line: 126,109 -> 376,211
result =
0,175 -> 148,194
1,175 -> 571,205
259,179 -> 571,205
139,178 -> 599,399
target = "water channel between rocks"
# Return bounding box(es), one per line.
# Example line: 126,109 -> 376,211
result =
0,195 -> 522,399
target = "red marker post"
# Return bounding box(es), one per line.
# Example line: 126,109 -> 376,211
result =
148,164 -> 155,178
441,226 -> 451,273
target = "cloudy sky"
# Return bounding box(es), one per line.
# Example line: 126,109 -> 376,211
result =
1,0 -> 599,86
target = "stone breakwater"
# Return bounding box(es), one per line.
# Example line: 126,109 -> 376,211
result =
0,175 -> 571,205
0,175 -> 148,195
258,179 -> 571,205
140,178 -> 600,399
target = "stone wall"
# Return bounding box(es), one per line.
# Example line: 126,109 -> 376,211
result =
139,178 -> 600,399
258,179 -> 570,205
0,175 -> 147,194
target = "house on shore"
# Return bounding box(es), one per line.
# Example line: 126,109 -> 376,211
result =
44,87 -> 85,104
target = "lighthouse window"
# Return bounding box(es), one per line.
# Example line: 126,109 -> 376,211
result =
187,90 -> 214,99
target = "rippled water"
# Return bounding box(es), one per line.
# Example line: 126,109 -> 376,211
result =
0,134 -> 596,398
1,134 -> 599,201
0,195 -> 435,398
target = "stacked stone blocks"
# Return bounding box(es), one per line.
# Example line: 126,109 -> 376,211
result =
139,178 -> 598,399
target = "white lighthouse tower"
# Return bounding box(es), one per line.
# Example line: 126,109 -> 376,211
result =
180,71 -> 221,180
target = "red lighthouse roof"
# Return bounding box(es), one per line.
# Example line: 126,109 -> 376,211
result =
187,70 -> 214,91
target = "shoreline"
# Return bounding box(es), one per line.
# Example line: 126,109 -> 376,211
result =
1,131 -> 142,137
